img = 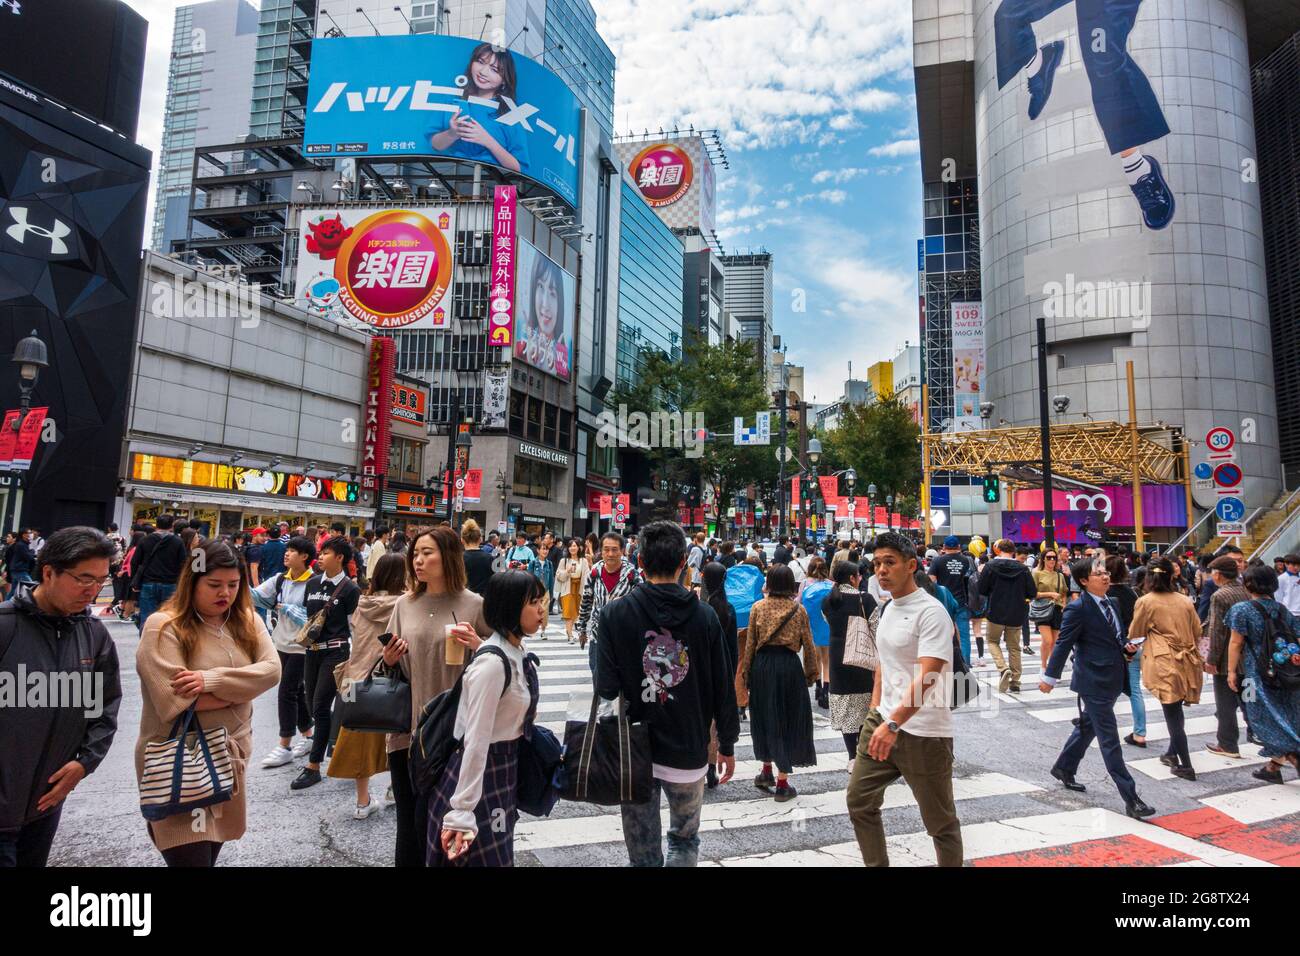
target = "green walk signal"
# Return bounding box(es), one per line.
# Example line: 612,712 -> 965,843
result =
982,474 -> 1000,503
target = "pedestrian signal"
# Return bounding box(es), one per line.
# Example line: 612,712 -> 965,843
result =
982,475 -> 1000,503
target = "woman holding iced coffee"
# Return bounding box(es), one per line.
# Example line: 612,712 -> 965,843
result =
381,525 -> 491,867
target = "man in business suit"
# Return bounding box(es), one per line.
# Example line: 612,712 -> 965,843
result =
1040,557 -> 1155,819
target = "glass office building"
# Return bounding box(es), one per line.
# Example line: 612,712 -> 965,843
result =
616,181 -> 684,388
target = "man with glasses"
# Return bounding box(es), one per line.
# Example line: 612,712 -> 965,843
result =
1040,557 -> 1155,820
0,527 -> 122,866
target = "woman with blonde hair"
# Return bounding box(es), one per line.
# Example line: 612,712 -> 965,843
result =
327,552 -> 408,819
135,538 -> 280,866
380,525 -> 492,867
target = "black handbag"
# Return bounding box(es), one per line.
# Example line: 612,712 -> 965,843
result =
335,658 -> 412,734
951,625 -> 980,710
557,691 -> 652,806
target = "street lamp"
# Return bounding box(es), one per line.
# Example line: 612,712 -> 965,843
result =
3,330 -> 48,535
807,438 -> 822,541
845,467 -> 857,538
886,493 -> 894,532
867,482 -> 877,538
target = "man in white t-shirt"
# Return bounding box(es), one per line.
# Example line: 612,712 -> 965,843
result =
846,531 -> 962,867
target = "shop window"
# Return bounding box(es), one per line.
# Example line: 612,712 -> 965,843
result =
512,458 -> 552,500
526,395 -> 542,442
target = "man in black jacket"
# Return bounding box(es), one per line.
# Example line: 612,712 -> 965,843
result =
123,513 -> 187,633
291,536 -> 361,790
597,520 -> 738,867
977,538 -> 1038,693
0,527 -> 121,866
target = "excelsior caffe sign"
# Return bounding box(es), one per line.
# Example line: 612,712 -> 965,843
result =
516,440 -> 570,468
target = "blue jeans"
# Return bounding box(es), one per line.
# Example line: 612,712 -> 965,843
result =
588,635 -> 598,676
994,0 -> 1170,153
620,777 -> 705,867
1125,646 -> 1146,737
954,606 -> 971,665
137,582 -> 176,634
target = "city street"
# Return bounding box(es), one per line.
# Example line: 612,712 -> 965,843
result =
49,609 -> 1300,868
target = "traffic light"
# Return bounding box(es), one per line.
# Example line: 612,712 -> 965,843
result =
982,474 -> 1000,503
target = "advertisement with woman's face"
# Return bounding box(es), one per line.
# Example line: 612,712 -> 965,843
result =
304,35 -> 582,205
513,239 -> 574,382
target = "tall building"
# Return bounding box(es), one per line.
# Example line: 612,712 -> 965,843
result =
914,0 -> 1300,519
151,0 -> 259,252
1253,30 -> 1300,487
248,0 -> 319,138
682,248 -> 726,346
866,359 -> 894,400
721,251 -> 774,378
615,180 -> 684,389
892,344 -> 922,423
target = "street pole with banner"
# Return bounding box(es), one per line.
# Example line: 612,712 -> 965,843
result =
1,331 -> 48,535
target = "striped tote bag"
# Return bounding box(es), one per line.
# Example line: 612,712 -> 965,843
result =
139,704 -> 234,822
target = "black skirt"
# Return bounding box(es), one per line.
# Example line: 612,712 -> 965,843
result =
748,645 -> 818,773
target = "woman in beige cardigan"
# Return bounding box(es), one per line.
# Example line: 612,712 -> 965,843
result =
136,539 -> 280,866
1128,557 -> 1204,781
555,537 -> 588,644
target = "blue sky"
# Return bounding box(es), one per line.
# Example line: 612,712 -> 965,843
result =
596,0 -> 922,404
126,0 -> 922,403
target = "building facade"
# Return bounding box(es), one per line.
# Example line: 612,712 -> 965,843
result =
121,254 -> 375,534
721,252 -> 774,379
151,0 -> 259,252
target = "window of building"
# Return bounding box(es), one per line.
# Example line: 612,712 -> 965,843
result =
526,395 -> 543,442
509,390 -> 525,437
512,458 -> 553,500
386,437 -> 424,484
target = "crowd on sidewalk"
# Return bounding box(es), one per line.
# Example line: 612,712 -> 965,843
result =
2,516 -> 1298,869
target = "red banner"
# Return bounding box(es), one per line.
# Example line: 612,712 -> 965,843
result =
439,468 -> 483,504
488,185 -> 517,347
362,337 -> 395,490
11,407 -> 47,470
597,494 -> 612,518
0,410 -> 20,470
693,507 -> 705,526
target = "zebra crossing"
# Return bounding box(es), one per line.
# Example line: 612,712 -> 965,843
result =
517,620 -> 1300,867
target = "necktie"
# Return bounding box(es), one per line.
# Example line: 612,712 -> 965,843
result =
1100,598 -> 1120,641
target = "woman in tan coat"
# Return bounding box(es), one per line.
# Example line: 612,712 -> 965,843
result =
1129,556 -> 1204,781
555,537 -> 588,644
740,564 -> 820,801
327,552 -> 407,819
136,538 -> 280,866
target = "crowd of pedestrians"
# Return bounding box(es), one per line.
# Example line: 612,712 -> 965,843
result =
3,514 -> 1299,870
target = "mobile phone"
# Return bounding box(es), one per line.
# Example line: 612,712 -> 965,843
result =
377,631 -> 395,646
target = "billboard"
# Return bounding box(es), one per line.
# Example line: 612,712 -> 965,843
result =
362,337 -> 396,491
951,301 -> 984,431
1002,510 -> 1105,547
304,35 -> 582,206
513,238 -> 574,381
295,207 -> 456,330
615,135 -> 717,234
131,454 -> 359,502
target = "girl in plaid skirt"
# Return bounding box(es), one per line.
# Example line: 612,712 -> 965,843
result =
427,570 -> 545,867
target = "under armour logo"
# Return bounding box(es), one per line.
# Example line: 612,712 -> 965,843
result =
6,207 -> 71,255
0,1 -> 20,15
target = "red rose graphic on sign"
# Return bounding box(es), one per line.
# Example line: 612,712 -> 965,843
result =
334,210 -> 454,329
629,143 -> 693,207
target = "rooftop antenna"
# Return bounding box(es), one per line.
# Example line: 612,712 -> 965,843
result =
507,23 -> 530,48
478,12 -> 491,40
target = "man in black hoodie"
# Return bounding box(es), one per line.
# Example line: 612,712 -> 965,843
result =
597,520 -> 739,867
0,527 -> 121,866
977,538 -> 1038,693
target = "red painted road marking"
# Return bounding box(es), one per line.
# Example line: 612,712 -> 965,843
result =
971,834 -> 1196,867
1152,807 -> 1300,866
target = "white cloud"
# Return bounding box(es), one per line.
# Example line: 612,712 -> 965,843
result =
599,0 -> 913,150
812,167 -> 870,184
868,138 -> 920,157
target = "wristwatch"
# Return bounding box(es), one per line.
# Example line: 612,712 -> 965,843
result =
886,719 -> 901,733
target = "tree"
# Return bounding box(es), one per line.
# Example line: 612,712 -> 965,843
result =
824,395 -> 922,506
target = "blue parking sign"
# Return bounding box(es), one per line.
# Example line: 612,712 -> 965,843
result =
1215,497 -> 1245,522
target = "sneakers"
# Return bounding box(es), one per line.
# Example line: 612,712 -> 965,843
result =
290,767 -> 322,790
998,669 -> 1012,694
261,745 -> 294,769
1129,155 -> 1176,230
1027,40 -> 1065,121
291,736 -> 312,758
1205,743 -> 1241,759
706,766 -> 718,790
753,770 -> 776,792
1170,765 -> 1197,781
353,799 -> 382,820
774,782 -> 798,803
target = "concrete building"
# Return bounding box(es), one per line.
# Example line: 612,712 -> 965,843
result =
151,0 -> 259,252
867,359 -> 894,400
721,251 -> 774,379
121,254 -> 375,533
892,343 -> 922,424
913,0 -> 1300,514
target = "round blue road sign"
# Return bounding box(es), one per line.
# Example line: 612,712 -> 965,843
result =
1194,462 -> 1212,480
1216,497 -> 1245,522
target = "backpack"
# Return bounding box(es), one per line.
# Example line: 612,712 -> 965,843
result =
965,562 -> 985,616
408,645 -> 513,795
1253,601 -> 1300,692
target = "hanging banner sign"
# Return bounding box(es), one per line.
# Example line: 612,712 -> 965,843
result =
11,407 -> 48,470
0,410 -> 21,470
489,185 -> 517,348
362,337 -> 396,490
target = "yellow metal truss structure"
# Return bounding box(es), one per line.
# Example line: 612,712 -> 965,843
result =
922,420 -> 1182,486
